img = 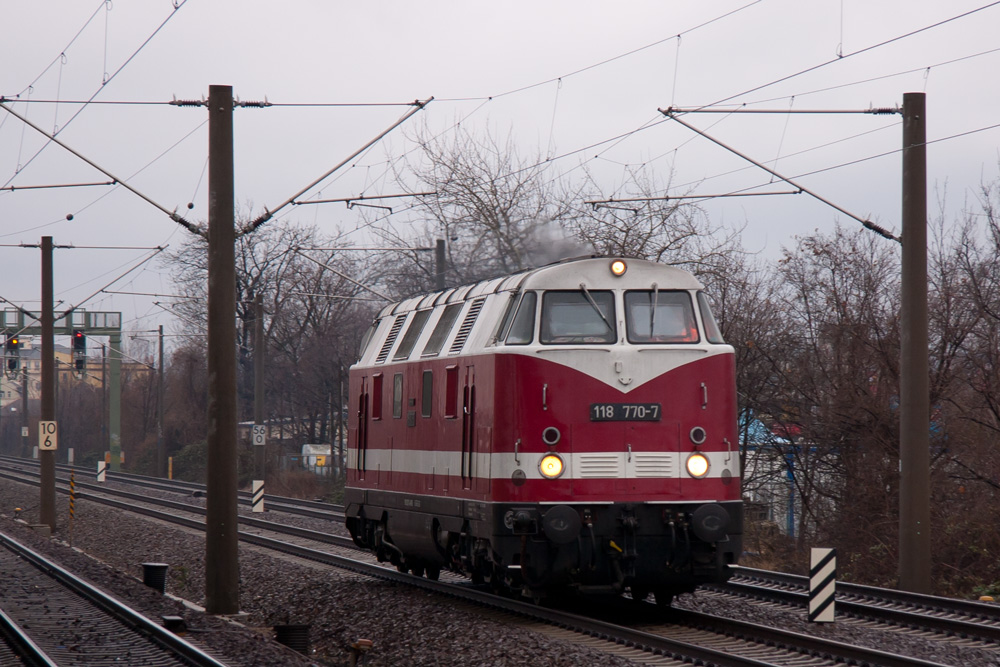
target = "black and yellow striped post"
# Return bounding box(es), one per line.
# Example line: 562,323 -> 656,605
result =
68,470 -> 76,544
808,547 -> 836,622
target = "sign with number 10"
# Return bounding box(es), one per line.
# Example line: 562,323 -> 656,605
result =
39,421 -> 58,451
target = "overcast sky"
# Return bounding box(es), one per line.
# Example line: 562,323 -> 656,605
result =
2,1 -> 999,354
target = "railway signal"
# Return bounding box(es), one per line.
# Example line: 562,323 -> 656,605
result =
72,329 -> 87,376
5,335 -> 20,374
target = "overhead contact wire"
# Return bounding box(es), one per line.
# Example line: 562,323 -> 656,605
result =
700,1 -> 1000,109
438,0 -> 762,102
248,98 -> 433,234
662,109 -> 900,242
8,0 -> 106,98
1,0 -> 190,190
0,101 -> 198,233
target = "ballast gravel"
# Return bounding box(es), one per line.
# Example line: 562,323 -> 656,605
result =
0,477 -> 637,666
1,475 -> 998,666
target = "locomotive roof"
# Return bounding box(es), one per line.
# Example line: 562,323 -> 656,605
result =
375,256 -> 703,318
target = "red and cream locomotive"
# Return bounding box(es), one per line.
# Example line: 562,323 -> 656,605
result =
345,256 -> 742,603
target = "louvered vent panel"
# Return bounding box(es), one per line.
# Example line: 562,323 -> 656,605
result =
448,297 -> 486,355
578,454 -> 621,478
375,315 -> 407,364
633,453 -> 674,477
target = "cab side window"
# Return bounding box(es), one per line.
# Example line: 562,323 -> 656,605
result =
505,291 -> 537,345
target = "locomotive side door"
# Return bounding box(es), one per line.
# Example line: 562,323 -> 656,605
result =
356,376 -> 369,480
461,366 -> 476,490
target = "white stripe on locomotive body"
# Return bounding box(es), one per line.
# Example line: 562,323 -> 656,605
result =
507,346 -> 725,394
346,448 -> 740,481
354,257 -> 733,393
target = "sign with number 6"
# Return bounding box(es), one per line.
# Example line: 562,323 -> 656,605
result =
39,421 -> 58,451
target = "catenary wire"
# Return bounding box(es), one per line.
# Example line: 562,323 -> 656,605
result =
6,0 -> 106,100
0,101 -> 199,233
0,99 -> 431,107
693,1 -> 1000,109
744,45 -> 1000,108
435,0 -> 763,102
1,0 -> 190,190
351,0 -> 750,194
503,4 -> 1000,209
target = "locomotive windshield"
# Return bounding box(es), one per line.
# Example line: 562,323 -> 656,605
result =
625,290 -> 699,343
540,290 -> 616,344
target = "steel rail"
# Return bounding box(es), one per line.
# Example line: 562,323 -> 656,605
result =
711,577 -> 1000,644
0,460 -> 978,665
0,455 -> 346,516
733,565 -> 1000,623
0,467 -> 952,667
658,606 -> 949,667
0,607 -> 58,667
0,468 -> 357,551
111,501 -> 953,666
0,531 -> 228,667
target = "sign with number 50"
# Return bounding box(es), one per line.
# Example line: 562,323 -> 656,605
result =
39,421 -> 58,451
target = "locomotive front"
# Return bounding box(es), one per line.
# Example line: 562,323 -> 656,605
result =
487,258 -> 742,603
344,256 -> 742,604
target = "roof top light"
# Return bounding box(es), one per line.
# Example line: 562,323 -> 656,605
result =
610,259 -> 627,277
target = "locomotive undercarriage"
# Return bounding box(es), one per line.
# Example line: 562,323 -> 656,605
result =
345,492 -> 742,603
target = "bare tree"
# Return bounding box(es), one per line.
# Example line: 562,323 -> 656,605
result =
160,214 -> 379,470
565,165 -> 745,283
745,224 -> 901,570
386,125 -> 578,291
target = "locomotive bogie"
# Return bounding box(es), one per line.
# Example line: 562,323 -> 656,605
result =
346,489 -> 742,595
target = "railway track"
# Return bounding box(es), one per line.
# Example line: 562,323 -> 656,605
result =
710,566 -> 1000,647
0,530 -> 227,667
0,459 -> 973,666
0,455 -> 344,522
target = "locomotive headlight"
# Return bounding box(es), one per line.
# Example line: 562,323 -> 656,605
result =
686,452 -> 710,478
539,454 -> 564,479
610,259 -> 627,276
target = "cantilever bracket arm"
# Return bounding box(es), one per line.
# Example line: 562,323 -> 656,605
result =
659,108 -> 900,243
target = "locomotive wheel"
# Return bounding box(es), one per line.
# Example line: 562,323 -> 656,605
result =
630,587 -> 649,603
412,565 -> 425,578
653,589 -> 674,607
524,587 -> 545,605
425,565 -> 441,581
396,563 -> 408,574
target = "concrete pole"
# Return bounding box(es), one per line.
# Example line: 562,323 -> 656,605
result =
205,84 -> 240,615
899,92 -> 930,594
254,293 -> 265,479
20,369 -> 28,458
39,236 -> 56,532
100,344 -> 106,461
108,332 -> 122,471
157,325 -> 165,477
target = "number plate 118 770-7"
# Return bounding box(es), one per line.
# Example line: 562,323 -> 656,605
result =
590,403 -> 662,421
